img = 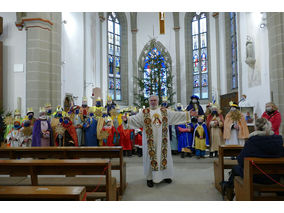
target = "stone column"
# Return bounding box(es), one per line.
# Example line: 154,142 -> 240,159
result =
131,12 -> 138,106
17,12 -> 61,115
267,12 -> 284,135
173,12 -> 181,103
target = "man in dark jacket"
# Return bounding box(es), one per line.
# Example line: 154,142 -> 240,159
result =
221,117 -> 284,200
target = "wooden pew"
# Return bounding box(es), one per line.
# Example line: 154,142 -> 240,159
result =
0,146 -> 126,195
234,157 -> 284,201
214,145 -> 243,192
0,159 -> 116,201
0,186 -> 86,201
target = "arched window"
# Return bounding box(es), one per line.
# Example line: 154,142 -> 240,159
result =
230,12 -> 238,89
192,13 -> 208,99
107,12 -> 121,100
143,47 -> 168,98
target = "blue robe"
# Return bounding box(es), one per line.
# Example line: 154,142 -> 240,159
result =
192,123 -> 210,147
83,117 -> 98,146
177,123 -> 194,152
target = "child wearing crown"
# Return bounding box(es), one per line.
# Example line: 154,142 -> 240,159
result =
83,107 -> 98,146
101,116 -> 119,146
193,115 -> 210,159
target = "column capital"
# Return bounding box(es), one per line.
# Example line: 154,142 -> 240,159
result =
15,18 -> 53,31
173,26 -> 180,32
212,12 -> 219,18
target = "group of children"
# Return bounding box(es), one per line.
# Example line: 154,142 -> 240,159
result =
2,96 -> 143,157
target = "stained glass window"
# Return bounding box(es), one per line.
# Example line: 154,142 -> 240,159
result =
143,48 -> 168,99
230,12 -> 238,89
108,12 -> 121,100
191,12 -> 208,99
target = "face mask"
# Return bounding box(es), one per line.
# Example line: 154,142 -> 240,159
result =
266,107 -> 272,112
96,102 -> 101,107
161,103 -> 168,107
14,124 -> 21,129
47,109 -> 52,115
59,118 -> 63,123
57,113 -> 62,118
90,113 -> 94,117
198,122 -> 203,125
75,109 -> 79,114
39,115 -> 47,120
212,110 -> 218,115
82,104 -> 87,108
230,107 -> 236,111
177,107 -> 182,111
192,99 -> 197,103
28,114 -> 33,120
64,119 -> 69,124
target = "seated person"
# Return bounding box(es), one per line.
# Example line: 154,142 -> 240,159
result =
221,117 -> 284,200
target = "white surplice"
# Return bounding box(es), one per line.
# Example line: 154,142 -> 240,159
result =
123,107 -> 190,183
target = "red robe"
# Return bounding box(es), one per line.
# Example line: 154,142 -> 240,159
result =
262,110 -> 281,135
62,121 -> 78,146
117,124 -> 133,150
135,128 -> 143,147
102,126 -> 118,146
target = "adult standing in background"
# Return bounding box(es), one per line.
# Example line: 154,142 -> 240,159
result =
262,102 -> 281,135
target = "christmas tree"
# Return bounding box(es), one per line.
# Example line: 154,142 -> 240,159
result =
134,40 -> 175,108
0,108 -> 6,145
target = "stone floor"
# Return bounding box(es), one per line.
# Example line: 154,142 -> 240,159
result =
121,154 -> 223,201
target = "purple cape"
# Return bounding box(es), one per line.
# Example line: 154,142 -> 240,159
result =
32,119 -> 53,147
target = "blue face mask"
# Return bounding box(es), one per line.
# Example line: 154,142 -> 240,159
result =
14,124 -> 21,129
47,109 -> 52,114
28,114 -> 33,120
177,107 -> 182,111
64,119 -> 69,124
161,103 -> 168,107
75,109 -> 79,114
198,122 -> 203,125
90,113 -> 94,117
96,102 -> 101,107
59,118 -> 63,123
57,113 -> 62,118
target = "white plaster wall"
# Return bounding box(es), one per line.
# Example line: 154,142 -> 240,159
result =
0,12 -> 26,116
61,12 -> 84,106
238,12 -> 270,116
126,13 -> 133,106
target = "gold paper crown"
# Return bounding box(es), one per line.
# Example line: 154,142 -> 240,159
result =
22,116 -> 29,122
88,106 -> 96,114
14,109 -> 21,116
44,103 -> 51,108
82,96 -> 88,102
229,101 -> 238,107
27,107 -> 34,114
162,96 -> 168,102
56,105 -> 63,112
107,95 -> 112,101
198,115 -> 205,119
96,97 -> 102,102
39,107 -> 46,113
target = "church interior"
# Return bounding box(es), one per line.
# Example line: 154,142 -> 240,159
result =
0,1 -> 284,208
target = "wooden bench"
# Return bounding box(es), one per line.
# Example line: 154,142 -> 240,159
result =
214,145 -> 243,192
0,186 -> 86,201
234,157 -> 284,201
0,159 -> 116,201
0,146 -> 126,195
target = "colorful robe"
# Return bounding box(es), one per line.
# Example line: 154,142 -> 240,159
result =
117,124 -> 133,150
123,107 -> 190,183
83,117 -> 98,146
177,123 -> 194,152
206,114 -> 224,152
192,123 -> 210,151
32,119 -> 53,147
73,114 -> 83,146
262,110 -> 281,135
102,125 -> 118,146
62,121 -> 78,146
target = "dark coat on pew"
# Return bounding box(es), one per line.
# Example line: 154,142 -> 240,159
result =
235,133 -> 284,183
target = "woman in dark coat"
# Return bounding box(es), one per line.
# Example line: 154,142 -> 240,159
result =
222,117 -> 284,200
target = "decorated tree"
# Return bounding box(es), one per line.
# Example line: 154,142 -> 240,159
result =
134,39 -> 175,108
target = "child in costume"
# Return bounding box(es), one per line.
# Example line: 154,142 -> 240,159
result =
83,107 -> 98,146
193,115 -> 210,159
117,121 -> 134,156
6,118 -> 22,147
32,107 -> 53,147
101,116 -> 119,146
61,115 -> 78,146
20,117 -> 33,147
72,105 -> 83,146
177,121 -> 194,158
